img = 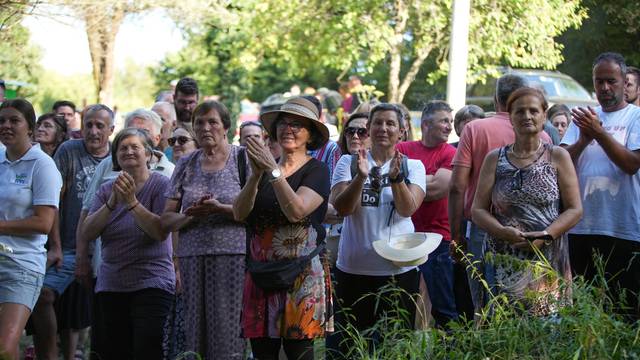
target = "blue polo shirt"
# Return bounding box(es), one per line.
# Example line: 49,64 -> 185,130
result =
0,144 -> 62,273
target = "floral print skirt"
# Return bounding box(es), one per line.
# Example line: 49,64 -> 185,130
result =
241,224 -> 333,339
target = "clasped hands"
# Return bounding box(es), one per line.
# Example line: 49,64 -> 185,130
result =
245,136 -> 278,174
107,171 -> 139,210
354,148 -> 403,180
501,226 -> 549,252
572,106 -> 604,141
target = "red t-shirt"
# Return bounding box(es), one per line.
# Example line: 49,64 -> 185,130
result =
397,141 -> 456,241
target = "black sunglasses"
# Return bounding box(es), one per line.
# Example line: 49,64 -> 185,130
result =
345,127 -> 368,138
370,166 -> 382,192
168,136 -> 194,146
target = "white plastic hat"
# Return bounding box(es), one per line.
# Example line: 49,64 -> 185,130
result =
372,232 -> 443,267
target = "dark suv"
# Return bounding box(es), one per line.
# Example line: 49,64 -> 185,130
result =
466,68 -> 598,111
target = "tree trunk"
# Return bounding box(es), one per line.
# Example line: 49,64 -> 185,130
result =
387,0 -> 409,103
396,44 -> 434,104
83,3 -> 125,106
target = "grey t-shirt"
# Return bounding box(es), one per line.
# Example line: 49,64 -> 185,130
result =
54,139 -> 110,250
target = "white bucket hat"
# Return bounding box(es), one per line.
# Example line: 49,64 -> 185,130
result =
372,232 -> 443,267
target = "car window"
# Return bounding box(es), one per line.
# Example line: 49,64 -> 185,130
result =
523,75 -> 591,100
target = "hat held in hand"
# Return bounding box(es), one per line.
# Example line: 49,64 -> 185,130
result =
373,232 -> 443,267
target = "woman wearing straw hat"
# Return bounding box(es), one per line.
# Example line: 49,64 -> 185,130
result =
233,97 -> 332,360
472,87 -> 581,315
329,103 -> 426,357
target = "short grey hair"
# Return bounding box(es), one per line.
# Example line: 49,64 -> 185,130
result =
454,104 -> 485,125
84,104 -> 115,127
151,101 -> 177,123
124,108 -> 162,135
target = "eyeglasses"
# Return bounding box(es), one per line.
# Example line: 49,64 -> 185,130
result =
370,166 -> 382,192
345,127 -> 368,138
168,136 -> 194,146
276,120 -> 305,133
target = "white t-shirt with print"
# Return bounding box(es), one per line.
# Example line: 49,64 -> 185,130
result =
0,144 -> 62,273
561,104 -> 640,241
331,152 -> 426,276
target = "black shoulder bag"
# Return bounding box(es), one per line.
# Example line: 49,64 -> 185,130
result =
239,149 -> 325,291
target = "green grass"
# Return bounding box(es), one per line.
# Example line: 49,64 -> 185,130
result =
323,253 -> 640,360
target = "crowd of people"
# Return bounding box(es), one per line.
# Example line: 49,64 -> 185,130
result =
0,50 -> 639,360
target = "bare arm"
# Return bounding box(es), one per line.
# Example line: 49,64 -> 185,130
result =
128,201 -> 168,242
331,175 -> 366,216
571,106 -> 640,174
595,131 -> 640,175
542,147 -> 582,239
391,182 -> 425,217
0,205 -> 57,236
470,151 -> 504,239
82,195 -> 116,242
448,165 -> 471,246
561,135 -> 590,164
232,172 -> 262,221
75,209 -> 90,262
160,199 -> 194,232
424,168 -> 451,202
271,177 -> 324,223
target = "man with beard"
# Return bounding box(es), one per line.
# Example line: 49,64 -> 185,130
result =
174,77 -> 199,128
625,66 -> 640,106
562,52 -> 640,320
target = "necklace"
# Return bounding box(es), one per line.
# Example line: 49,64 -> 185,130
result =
510,140 -> 542,160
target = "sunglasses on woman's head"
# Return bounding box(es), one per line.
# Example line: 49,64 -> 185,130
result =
168,136 -> 193,146
345,127 -> 368,138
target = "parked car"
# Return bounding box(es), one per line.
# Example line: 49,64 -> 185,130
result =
466,68 -> 598,111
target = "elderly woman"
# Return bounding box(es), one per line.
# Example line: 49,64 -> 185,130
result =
0,99 -> 62,360
233,97 -> 331,360
161,101 -> 247,359
547,103 -> 571,139
169,125 -> 198,163
330,103 -> 426,356
82,128 -> 174,359
471,88 -> 582,315
34,113 -> 68,156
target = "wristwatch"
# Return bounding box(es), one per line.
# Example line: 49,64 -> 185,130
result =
270,168 -> 282,182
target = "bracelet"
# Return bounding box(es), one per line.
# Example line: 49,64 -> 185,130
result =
389,173 -> 405,184
105,202 -> 114,211
127,201 -> 139,211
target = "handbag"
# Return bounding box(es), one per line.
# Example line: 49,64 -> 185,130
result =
247,242 -> 325,291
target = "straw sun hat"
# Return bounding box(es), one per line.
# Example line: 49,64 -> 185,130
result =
373,232 -> 443,267
260,96 -> 330,148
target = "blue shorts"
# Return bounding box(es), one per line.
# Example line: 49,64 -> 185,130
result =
43,250 -> 76,296
0,256 -> 45,310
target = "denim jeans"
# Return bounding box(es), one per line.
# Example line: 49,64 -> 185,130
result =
465,222 -> 495,313
419,241 -> 458,327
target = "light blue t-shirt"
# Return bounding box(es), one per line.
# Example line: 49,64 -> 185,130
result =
561,104 -> 640,241
0,144 -> 62,273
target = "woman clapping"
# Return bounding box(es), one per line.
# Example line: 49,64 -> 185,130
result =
83,128 -> 175,359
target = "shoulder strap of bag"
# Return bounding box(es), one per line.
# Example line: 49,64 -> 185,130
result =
238,146 -> 247,189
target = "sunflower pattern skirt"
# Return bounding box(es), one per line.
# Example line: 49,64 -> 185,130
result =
241,223 -> 333,339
